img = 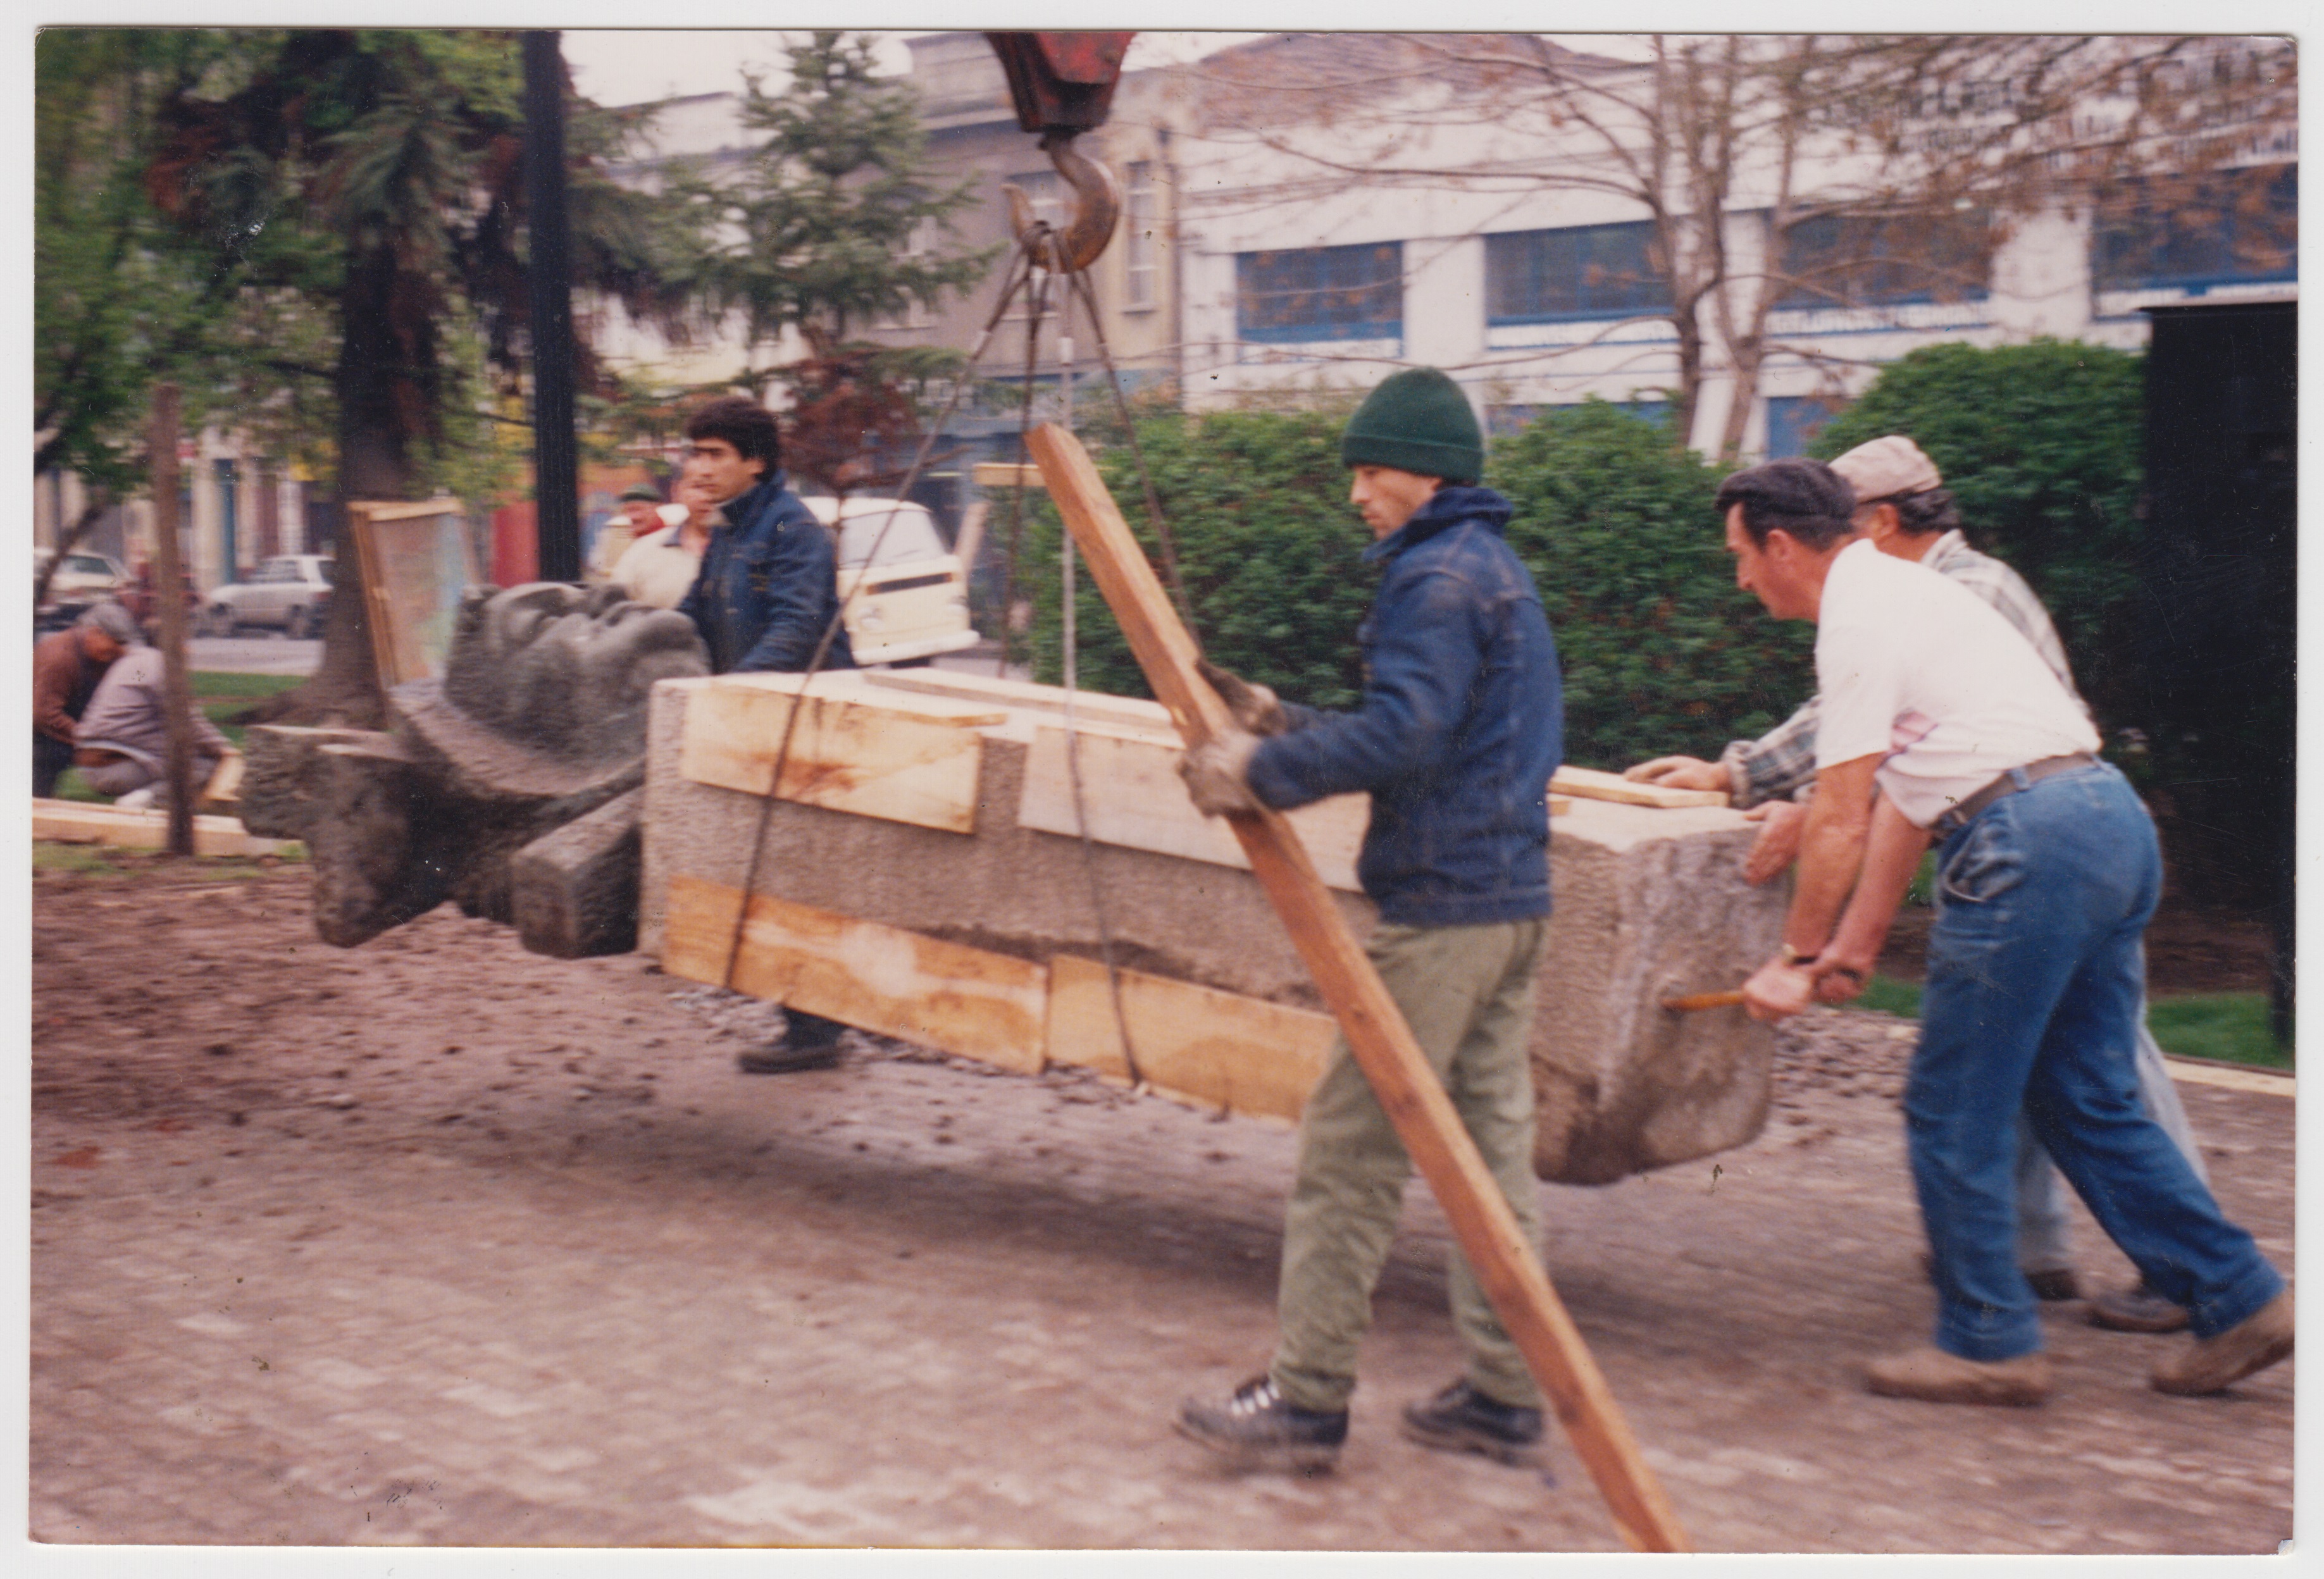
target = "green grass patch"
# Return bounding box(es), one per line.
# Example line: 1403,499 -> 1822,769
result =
192,671 -> 304,750
32,841 -> 143,876
1855,974 -> 1924,1018
2146,993 -> 2292,1070
189,671 -> 306,701
33,839 -> 304,877
1841,979 -> 2290,1071
49,769 -> 107,803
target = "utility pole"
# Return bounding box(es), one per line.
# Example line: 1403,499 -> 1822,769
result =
523,29 -> 580,583
147,384 -> 196,856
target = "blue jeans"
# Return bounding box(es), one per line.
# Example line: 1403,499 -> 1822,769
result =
1910,762 -> 2282,1360
2012,1005 -> 2209,1276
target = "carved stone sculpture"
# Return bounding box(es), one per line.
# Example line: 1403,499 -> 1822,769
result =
241,583 -> 707,957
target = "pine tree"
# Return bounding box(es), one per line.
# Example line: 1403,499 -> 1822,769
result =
685,31 -> 994,495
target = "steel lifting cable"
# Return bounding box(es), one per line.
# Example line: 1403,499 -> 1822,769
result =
1059,262 -> 1196,633
1045,273 -> 1148,1094
715,245 -> 1038,1001
712,220 -> 1169,1101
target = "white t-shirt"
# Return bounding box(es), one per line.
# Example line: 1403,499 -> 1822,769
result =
1814,539 -> 2099,828
611,526 -> 705,610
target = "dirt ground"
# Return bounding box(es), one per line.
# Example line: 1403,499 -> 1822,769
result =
29,856 -> 2296,1554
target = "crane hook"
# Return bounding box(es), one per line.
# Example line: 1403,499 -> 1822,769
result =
1003,130 -> 1122,275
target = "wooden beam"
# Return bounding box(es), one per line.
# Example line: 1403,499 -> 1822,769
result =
1027,422 -> 1689,1554
972,461 -> 1047,491
1047,953 -> 1335,1119
1019,721 -> 1370,893
32,799 -> 294,858
1553,765 -> 1728,810
662,876 -> 1048,1073
678,674 -> 1000,835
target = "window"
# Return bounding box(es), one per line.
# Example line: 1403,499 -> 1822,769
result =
1763,395 -> 1846,458
1486,222 -> 1667,323
2092,166 -> 2296,294
1777,212 -> 1992,309
1488,400 -> 1669,438
1236,243 -> 1402,342
1124,161 -> 1158,310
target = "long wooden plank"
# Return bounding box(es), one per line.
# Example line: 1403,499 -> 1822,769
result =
31,800 -> 292,858
861,667 -> 1178,733
661,876 -> 1048,1073
678,678 -> 997,835
1047,953 -> 1336,1119
1019,722 -> 1372,893
1028,422 -> 1689,1554
1553,764 -> 1729,810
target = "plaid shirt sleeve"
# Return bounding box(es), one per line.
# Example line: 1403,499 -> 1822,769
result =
1719,695 -> 1822,808
1921,534 -> 2085,711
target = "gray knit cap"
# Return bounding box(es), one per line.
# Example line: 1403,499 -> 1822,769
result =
79,601 -> 140,644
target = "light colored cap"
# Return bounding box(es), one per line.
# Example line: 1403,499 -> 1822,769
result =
1829,435 -> 1942,504
78,601 -> 140,644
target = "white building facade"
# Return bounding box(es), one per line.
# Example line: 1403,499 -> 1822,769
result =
1164,34 -> 2296,456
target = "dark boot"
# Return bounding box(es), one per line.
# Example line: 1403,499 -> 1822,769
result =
736,1010 -> 847,1074
1400,1379 -> 1548,1468
1176,1376 -> 1347,1472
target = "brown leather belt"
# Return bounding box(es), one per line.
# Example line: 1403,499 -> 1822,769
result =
1932,753 -> 2099,837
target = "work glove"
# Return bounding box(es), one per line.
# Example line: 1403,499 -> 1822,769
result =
1196,658 -> 1291,736
1178,728 -> 1262,817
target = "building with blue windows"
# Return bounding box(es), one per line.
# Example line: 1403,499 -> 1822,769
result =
1160,34 -> 2293,457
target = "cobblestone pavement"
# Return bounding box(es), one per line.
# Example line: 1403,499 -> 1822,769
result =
29,860 -> 2295,1554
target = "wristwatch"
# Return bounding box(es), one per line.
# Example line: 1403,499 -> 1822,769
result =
1776,942 -> 1818,969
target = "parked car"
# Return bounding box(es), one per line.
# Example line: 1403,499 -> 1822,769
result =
199,554 -> 336,638
799,496 -> 979,668
34,547 -> 129,631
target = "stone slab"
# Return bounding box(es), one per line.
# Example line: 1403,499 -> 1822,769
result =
642,673 -> 1786,1183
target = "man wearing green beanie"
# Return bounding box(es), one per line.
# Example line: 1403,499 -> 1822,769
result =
1174,367 -> 1567,1475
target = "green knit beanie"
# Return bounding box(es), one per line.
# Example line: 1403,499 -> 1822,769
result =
1339,368 -> 1483,484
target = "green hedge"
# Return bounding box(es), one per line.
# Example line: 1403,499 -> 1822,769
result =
1022,400 -> 1811,768
1022,407 -> 1379,711
1492,402 -> 1810,767
1807,339 -> 2145,724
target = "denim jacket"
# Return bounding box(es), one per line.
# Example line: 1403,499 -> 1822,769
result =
1245,485 -> 1563,927
676,470 -> 854,674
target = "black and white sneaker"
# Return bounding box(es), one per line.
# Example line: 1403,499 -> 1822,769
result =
1400,1380 -> 1548,1469
1176,1376 -> 1348,1471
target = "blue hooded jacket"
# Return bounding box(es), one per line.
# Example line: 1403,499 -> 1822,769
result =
677,469 -> 855,674
1245,485 -> 1563,927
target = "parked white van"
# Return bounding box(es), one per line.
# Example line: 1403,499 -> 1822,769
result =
800,495 -> 979,668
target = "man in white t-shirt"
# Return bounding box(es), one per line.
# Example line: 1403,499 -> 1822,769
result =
1631,436 -> 2213,1332
1719,457 -> 2289,1407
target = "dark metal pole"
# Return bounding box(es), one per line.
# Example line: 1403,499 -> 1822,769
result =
523,30 -> 580,583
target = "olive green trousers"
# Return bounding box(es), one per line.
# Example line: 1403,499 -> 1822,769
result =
1269,917 -> 1550,1413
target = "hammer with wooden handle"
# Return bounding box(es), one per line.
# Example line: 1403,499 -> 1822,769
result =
1661,989 -> 1744,1012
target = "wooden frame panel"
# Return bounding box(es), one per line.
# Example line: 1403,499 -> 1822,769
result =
661,876 -> 1048,1074
346,498 -> 476,688
1046,954 -> 1334,1120
677,675 -> 999,835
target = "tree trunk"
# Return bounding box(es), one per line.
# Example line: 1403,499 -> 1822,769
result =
256,253 -> 416,729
